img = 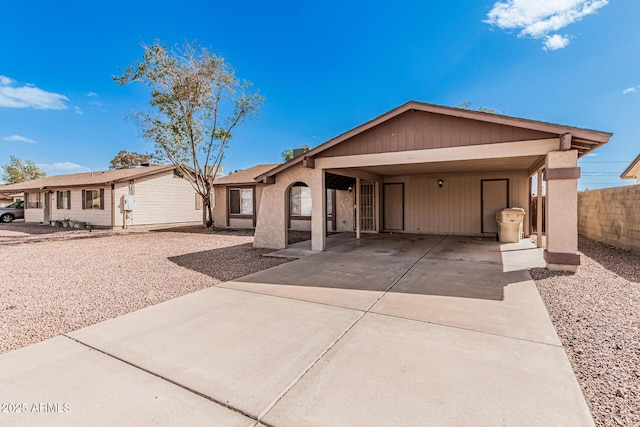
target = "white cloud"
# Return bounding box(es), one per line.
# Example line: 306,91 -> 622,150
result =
86,91 -> 98,97
37,162 -> 91,176
0,75 -> 14,85
0,75 -> 69,110
623,86 -> 638,95
544,34 -> 571,50
74,106 -> 84,115
2,134 -> 36,144
486,0 -> 609,50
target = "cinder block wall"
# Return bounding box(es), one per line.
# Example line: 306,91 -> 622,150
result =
578,185 -> 640,252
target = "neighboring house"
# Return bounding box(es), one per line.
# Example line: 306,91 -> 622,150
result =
0,194 -> 11,207
620,153 -> 640,184
250,101 -> 611,272
212,164 -> 354,233
0,165 -> 202,228
212,164 -> 278,229
0,192 -> 25,207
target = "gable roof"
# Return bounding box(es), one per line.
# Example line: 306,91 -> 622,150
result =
255,100 -> 613,182
213,164 -> 280,185
0,165 -> 176,193
621,153 -> 640,180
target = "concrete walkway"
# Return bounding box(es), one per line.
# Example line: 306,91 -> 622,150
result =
0,234 -> 592,426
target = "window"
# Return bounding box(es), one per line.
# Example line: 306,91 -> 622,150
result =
82,189 -> 104,210
57,190 -> 71,209
229,188 -> 253,216
290,185 -> 312,217
327,189 -> 334,217
195,193 -> 202,210
26,192 -> 41,209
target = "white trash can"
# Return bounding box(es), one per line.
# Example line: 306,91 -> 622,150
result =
496,208 -> 526,243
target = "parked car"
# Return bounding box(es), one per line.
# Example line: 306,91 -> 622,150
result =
0,200 -> 24,223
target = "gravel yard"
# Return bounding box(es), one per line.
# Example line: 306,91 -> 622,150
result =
532,237 -> 640,427
1,227 -> 295,354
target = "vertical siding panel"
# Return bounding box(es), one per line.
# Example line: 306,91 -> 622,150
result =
397,119 -> 407,152
407,112 -> 415,151
374,128 -> 383,153
415,115 -> 425,150
367,131 -> 376,154
469,121 -> 480,145
431,114 -> 441,149
382,126 -> 390,153
449,117 -> 460,148
391,122 -> 399,152
441,116 -> 451,148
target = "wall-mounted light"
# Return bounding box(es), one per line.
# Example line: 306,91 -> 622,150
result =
438,179 -> 444,188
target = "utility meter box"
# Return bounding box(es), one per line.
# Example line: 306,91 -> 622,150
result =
496,207 -> 525,243
123,195 -> 135,211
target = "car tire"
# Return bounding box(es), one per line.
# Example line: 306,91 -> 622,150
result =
1,213 -> 14,223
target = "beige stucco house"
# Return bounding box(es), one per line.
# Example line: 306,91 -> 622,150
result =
250,101 -> 611,271
0,165 -> 202,228
621,153 -> 640,184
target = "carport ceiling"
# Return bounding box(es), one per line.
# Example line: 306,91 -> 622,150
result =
352,155 -> 542,176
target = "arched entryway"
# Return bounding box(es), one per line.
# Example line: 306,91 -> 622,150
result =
285,181 -> 312,246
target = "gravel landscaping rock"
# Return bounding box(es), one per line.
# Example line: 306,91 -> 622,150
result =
532,237 -> 640,427
0,228 -> 294,354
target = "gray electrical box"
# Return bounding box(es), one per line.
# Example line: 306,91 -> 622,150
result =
123,195 -> 135,211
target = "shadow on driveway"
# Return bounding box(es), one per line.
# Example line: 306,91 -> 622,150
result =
168,243 -> 295,282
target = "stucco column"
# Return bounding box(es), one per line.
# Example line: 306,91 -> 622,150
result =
536,168 -> 543,249
311,168 -> 326,251
544,150 -> 580,272
253,184 -> 287,249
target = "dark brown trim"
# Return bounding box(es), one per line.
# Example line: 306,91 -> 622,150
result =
480,179 -> 509,234
544,250 -> 581,266
544,167 -> 581,180
382,183 -> 404,231
227,186 -> 256,227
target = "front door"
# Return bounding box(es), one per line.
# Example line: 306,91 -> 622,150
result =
481,179 -> 508,233
43,192 -> 51,223
383,183 -> 404,230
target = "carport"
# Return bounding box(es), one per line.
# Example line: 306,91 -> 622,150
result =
254,101 -> 612,271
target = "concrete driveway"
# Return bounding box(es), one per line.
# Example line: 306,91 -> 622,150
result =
0,234 -> 592,426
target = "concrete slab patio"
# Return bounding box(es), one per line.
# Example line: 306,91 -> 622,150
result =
0,233 -> 593,426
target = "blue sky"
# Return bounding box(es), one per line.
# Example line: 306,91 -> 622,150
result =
0,0 -> 638,190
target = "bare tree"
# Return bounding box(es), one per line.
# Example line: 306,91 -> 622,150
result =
114,41 -> 263,227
